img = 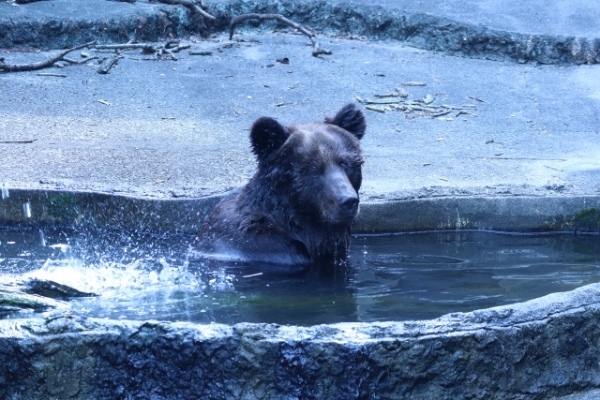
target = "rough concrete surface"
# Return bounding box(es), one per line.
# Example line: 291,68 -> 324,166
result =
0,0 -> 599,204
2,282 -> 600,399
1,0 -> 600,399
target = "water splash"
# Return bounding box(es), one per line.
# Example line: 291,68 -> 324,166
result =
23,201 -> 31,218
39,229 -> 46,247
1,183 -> 8,199
25,257 -> 202,300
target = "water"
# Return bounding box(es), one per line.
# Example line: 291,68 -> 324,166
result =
1,227 -> 600,325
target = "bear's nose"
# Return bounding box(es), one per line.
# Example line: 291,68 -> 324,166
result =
340,196 -> 359,214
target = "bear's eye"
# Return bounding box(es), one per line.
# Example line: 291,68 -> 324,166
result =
339,158 -> 363,171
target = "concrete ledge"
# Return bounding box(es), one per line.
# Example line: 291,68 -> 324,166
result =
2,189 -> 600,234
1,282 -> 600,399
212,0 -> 600,65
2,193 -> 600,399
1,0 -> 598,64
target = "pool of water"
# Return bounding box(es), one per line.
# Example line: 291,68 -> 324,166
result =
1,226 -> 600,325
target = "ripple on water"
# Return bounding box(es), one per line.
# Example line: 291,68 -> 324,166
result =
1,228 -> 600,324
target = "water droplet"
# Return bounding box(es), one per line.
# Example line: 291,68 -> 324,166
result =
39,229 -> 46,247
23,201 -> 32,218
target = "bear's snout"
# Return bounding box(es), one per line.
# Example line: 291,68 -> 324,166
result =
340,196 -> 359,216
321,165 -> 360,224
326,192 -> 359,225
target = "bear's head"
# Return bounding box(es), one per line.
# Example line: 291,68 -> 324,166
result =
248,103 -> 366,232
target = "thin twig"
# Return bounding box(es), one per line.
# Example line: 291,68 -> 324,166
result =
62,55 -> 99,65
36,73 -> 67,77
0,41 -> 95,73
95,43 -> 157,52
0,139 -> 37,144
155,0 -> 215,20
229,13 -> 332,57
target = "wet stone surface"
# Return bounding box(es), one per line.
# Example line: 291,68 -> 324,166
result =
1,285 -> 600,399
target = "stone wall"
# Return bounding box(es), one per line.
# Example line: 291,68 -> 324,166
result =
1,0 -> 598,64
2,282 -> 600,399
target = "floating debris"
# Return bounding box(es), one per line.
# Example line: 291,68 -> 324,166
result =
242,272 -> 264,278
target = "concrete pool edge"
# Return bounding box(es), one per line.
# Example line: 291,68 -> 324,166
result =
1,282 -> 600,399
1,188 -> 600,234
2,189 -> 600,399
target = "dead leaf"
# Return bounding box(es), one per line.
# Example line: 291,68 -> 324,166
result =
422,94 -> 435,104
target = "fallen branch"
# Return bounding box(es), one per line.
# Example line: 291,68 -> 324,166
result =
37,73 -> 67,77
0,41 -> 95,73
155,0 -> 215,20
14,0 -> 51,3
63,55 -> 99,65
229,13 -> 332,57
95,42 -> 190,60
0,139 -> 37,144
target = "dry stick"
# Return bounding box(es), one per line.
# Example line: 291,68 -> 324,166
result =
62,56 -> 99,65
229,13 -> 332,57
0,139 -> 37,144
95,43 -> 157,52
36,73 -> 68,78
0,41 -> 95,72
155,0 -> 215,20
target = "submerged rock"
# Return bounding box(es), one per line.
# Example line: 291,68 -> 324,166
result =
0,278 -> 95,315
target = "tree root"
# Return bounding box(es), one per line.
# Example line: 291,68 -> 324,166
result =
0,41 -> 96,73
229,13 -> 332,57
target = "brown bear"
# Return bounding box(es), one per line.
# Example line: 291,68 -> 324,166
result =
193,103 -> 366,266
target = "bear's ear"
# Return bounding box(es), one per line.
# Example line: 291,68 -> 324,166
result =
250,117 -> 289,162
326,103 -> 366,140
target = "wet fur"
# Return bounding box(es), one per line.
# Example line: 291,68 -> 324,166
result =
194,104 -> 366,265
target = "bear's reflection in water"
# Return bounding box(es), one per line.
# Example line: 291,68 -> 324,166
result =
185,253 -> 359,326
